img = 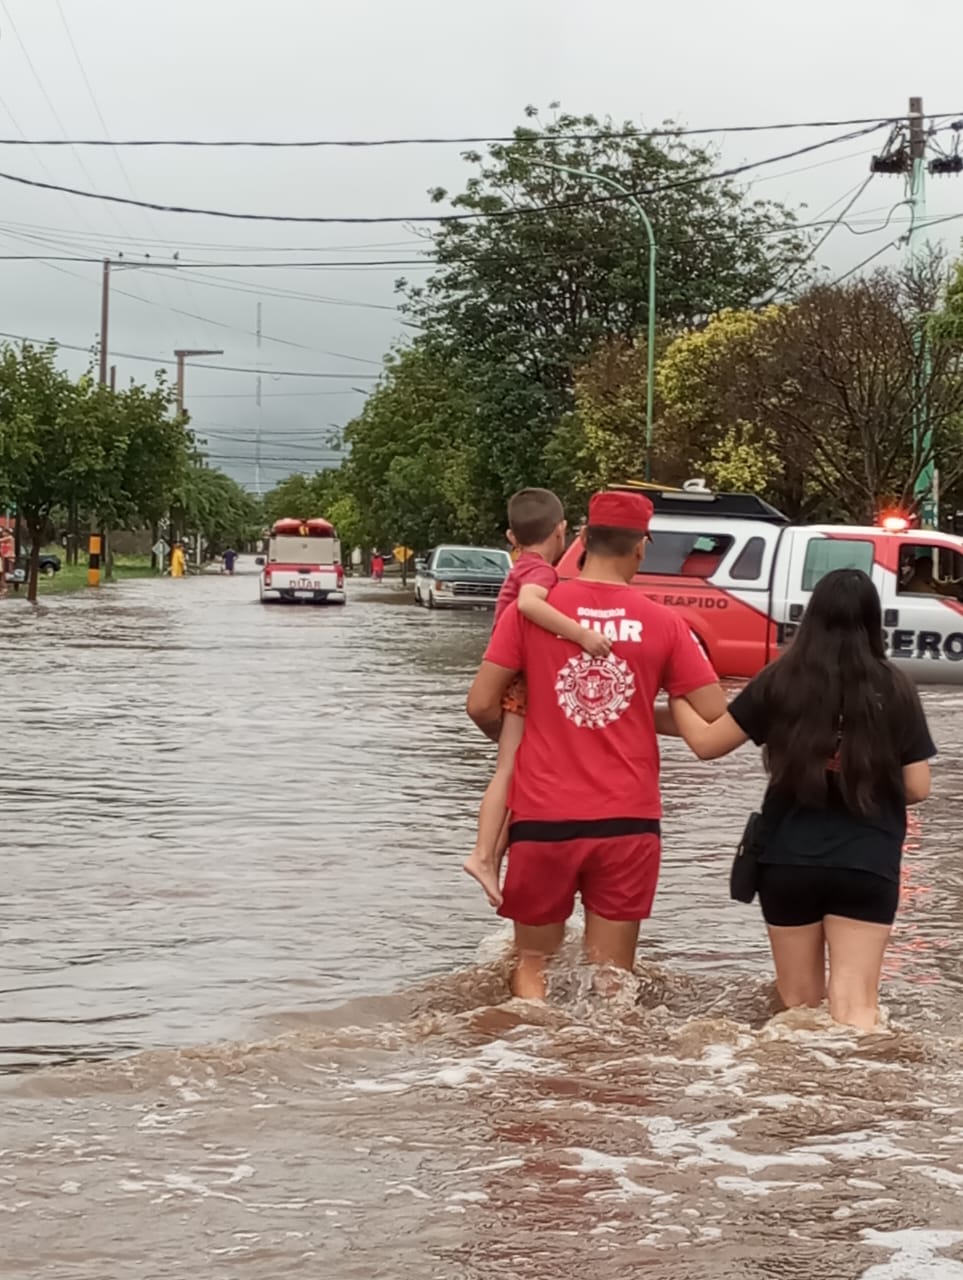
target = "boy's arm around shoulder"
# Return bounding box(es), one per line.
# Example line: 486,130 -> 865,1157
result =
517,582 -> 611,655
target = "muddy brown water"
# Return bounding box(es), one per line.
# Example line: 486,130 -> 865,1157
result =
3,562 -> 963,1279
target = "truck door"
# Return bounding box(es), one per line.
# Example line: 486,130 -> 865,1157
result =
875,536 -> 963,683
770,529 -> 877,651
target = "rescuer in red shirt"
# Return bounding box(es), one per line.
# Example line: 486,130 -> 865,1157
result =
466,490 -> 726,999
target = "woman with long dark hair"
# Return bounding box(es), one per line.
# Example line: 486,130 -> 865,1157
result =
670,568 -> 935,1030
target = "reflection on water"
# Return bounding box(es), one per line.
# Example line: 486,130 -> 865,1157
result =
3,565 -> 963,1278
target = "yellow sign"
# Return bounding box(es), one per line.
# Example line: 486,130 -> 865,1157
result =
393,545 -> 413,564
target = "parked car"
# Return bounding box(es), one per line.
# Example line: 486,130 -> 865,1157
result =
8,552 -> 61,583
414,545 -> 511,609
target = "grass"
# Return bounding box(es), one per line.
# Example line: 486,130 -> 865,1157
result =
21,552 -> 157,597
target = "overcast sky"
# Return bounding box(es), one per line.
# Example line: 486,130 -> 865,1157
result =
1,0 -> 961,490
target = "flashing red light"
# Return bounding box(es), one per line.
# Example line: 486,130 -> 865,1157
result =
880,512 -> 910,533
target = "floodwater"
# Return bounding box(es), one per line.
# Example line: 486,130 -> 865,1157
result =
3,561 -> 963,1279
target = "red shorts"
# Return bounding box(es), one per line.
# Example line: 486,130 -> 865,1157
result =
498,819 -> 661,926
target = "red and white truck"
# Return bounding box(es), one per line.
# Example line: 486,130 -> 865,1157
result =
258,517 -> 346,605
556,483 -> 963,684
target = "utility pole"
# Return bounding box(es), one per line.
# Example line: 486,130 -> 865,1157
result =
871,97 -> 961,528
99,257 -> 110,385
907,98 -> 936,527
255,302 -> 263,497
172,348 -> 224,569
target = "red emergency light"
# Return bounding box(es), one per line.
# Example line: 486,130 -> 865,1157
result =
878,510 -> 911,533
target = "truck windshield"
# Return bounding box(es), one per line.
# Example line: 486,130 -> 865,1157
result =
436,550 -> 509,574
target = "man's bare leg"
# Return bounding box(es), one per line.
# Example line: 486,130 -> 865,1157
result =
511,922 -> 566,1000
583,912 -> 641,975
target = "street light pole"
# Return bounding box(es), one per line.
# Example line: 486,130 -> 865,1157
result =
531,160 -> 658,480
173,348 -> 224,415
172,349 -> 224,569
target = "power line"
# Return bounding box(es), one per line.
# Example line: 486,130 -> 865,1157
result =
762,168 -> 879,303
0,203 -> 957,270
0,113 -> 959,147
0,124 -> 892,224
0,326 -> 379,377
190,390 -> 359,398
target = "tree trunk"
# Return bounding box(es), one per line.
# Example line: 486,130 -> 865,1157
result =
26,518 -> 42,604
67,499 -> 78,566
103,528 -> 113,581
13,509 -> 22,593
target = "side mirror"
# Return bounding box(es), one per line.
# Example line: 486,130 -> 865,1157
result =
255,556 -> 265,566
414,559 -> 427,574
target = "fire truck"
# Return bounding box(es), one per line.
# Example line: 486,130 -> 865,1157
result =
258,518 -> 346,605
556,484 -> 963,684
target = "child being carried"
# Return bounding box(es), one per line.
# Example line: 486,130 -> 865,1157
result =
463,487 -> 611,907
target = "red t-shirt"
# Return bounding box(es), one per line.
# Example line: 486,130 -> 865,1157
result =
484,580 -> 717,821
493,552 -> 558,625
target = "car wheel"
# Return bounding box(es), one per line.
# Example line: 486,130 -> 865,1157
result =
414,587 -> 422,606
427,587 -> 435,610
41,563 -> 55,577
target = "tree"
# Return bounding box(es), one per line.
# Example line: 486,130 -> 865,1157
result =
341,343 -> 494,548
89,376 -> 193,577
0,343 -> 105,602
657,264 -> 963,522
173,464 -> 261,553
402,107 -> 810,501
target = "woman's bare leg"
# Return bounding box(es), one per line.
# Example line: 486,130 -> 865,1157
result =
823,916 -> 891,1030
766,923 -> 827,1009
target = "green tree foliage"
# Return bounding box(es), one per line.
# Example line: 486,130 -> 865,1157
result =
658,265 -> 963,522
403,107 -> 809,502
340,344 -> 496,548
173,464 -> 262,553
0,344 -> 106,601
261,466 -> 364,550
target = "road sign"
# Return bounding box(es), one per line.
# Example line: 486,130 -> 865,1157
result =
393,545 -> 413,563
152,540 -> 169,560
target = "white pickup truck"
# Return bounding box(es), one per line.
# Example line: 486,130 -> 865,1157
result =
258,517 -> 346,605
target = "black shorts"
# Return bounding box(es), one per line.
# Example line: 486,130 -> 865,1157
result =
757,864 -> 899,928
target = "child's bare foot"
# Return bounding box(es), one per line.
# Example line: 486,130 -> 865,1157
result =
463,851 -> 503,908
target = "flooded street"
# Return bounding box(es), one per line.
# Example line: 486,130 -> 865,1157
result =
4,562 -> 963,1278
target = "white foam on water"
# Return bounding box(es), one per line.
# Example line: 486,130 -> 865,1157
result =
860,1229 -> 963,1278
917,1166 -> 963,1191
562,1148 -> 662,1200
715,1175 -> 824,1198
461,1157 -> 524,1174
385,1184 -> 431,1201
636,1113 -> 831,1174
801,1130 -> 918,1161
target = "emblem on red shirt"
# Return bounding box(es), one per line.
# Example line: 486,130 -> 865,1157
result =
554,654 -> 636,729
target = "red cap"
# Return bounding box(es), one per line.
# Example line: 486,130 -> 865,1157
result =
587,490 -> 654,534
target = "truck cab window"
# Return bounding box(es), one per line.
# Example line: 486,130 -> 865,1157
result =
638,532 -> 733,577
801,538 -> 873,591
730,536 -> 765,582
899,544 -> 963,598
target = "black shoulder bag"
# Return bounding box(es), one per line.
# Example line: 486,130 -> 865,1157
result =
730,796 -> 781,904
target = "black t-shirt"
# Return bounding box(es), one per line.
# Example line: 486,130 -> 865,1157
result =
729,674 -> 936,883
